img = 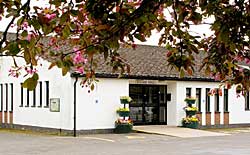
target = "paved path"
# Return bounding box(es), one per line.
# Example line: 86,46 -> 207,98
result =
133,125 -> 229,138
1,131 -> 250,155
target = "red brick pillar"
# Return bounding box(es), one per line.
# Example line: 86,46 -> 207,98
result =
206,112 -> 211,126
224,112 -> 229,125
0,112 -> 2,123
196,112 -> 202,126
214,112 -> 220,125
4,112 -> 8,123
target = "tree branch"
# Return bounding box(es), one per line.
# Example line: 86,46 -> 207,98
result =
0,0 -> 31,51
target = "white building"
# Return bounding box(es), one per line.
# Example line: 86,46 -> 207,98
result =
0,44 -> 250,134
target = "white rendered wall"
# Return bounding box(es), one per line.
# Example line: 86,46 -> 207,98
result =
176,81 -> 221,126
229,85 -> 250,124
166,82 -> 177,126
175,81 -> 250,126
0,57 -> 73,130
75,78 -> 129,130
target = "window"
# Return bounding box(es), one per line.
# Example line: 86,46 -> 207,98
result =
31,88 -> 36,107
224,89 -> 229,112
38,81 -> 42,107
0,84 -> 3,112
10,83 -> 13,112
245,91 -> 250,110
215,89 -> 220,112
20,83 -> 23,107
26,89 -> 29,107
186,88 -> 191,97
205,88 -> 210,112
5,83 -> 8,112
196,88 -> 201,112
45,81 -> 49,107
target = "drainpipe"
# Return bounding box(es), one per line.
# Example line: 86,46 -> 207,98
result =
73,77 -> 78,137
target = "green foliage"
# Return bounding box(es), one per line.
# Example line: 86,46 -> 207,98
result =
0,0 -> 250,92
22,73 -> 39,90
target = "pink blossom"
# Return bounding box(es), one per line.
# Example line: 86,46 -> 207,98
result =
8,67 -> 22,78
245,58 -> 250,64
73,51 -> 87,64
49,37 -> 56,46
214,73 -> 221,80
22,21 -> 29,29
45,13 -> 56,21
25,67 -> 37,75
76,66 -> 84,74
238,68 -> 244,72
26,34 -> 35,41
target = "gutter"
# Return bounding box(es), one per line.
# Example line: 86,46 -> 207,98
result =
71,72 -> 218,82
73,77 -> 78,137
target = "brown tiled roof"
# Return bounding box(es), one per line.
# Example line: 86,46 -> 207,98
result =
1,32 -> 214,81
89,45 -> 214,81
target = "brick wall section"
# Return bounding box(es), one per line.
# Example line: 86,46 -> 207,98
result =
196,112 -> 202,125
0,112 -> 2,123
9,112 -> 13,124
224,112 -> 229,125
206,112 -> 211,126
4,112 -> 7,123
214,112 -> 220,125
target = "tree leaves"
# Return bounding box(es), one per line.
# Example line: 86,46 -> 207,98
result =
22,73 -> 39,91
1,0 -> 250,92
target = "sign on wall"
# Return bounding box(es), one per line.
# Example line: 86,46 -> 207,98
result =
50,98 -> 60,112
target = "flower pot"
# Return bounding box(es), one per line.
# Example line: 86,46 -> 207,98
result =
183,122 -> 199,129
114,124 -> 133,133
186,111 -> 196,116
185,100 -> 196,104
120,99 -> 129,104
118,111 -> 130,117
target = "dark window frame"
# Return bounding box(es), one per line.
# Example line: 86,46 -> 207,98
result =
205,88 -> 210,112
245,91 -> 250,111
25,89 -> 29,107
38,81 -> 42,107
0,84 -> 3,112
5,83 -> 8,112
44,81 -> 49,108
31,88 -> 36,107
224,89 -> 229,112
186,88 -> 191,98
196,88 -> 201,112
10,83 -> 13,112
20,83 -> 24,107
215,89 -> 220,112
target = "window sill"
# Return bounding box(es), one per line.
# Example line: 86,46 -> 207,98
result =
44,106 -> 49,108
224,111 -> 229,113
31,106 -> 36,108
37,106 -> 43,108
206,112 -> 211,114
215,111 -> 220,114
24,106 -> 29,107
245,109 -> 250,111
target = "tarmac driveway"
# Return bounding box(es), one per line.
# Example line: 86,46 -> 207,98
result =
0,131 -> 250,155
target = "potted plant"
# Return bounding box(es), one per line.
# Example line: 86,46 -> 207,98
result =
184,97 -> 196,104
117,107 -> 130,117
120,96 -> 132,104
114,119 -> 133,133
184,106 -> 198,116
182,117 -> 199,129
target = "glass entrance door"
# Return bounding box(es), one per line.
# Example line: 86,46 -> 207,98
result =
129,85 -> 167,125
